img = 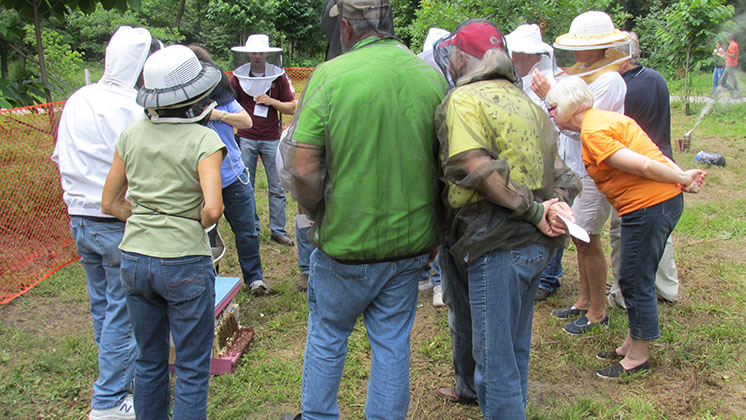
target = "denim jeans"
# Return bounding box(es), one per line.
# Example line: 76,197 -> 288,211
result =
120,251 -> 216,420
238,137 -> 287,236
713,66 -> 724,92
419,252 -> 442,287
720,66 -> 740,93
301,250 -> 428,420
297,223 -> 314,275
468,244 -> 553,420
537,247 -> 564,292
609,212 -> 679,306
222,179 -> 263,285
619,194 -> 683,341
438,240 -> 477,402
70,216 -> 136,410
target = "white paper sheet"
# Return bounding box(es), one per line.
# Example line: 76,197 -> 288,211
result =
253,104 -> 269,118
557,214 -> 590,243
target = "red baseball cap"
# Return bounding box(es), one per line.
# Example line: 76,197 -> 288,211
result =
441,21 -> 506,59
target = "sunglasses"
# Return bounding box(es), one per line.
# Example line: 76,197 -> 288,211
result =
546,104 -> 558,114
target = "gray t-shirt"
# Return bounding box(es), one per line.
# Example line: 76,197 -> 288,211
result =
116,118 -> 225,258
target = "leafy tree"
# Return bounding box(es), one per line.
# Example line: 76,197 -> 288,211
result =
403,0 -> 624,54
0,0 -> 142,103
274,0 -> 324,66
657,0 -> 734,114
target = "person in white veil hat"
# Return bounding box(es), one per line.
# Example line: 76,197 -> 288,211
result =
506,24 -> 557,106
230,34 -> 297,251
531,11 -> 630,336
505,24 -> 567,302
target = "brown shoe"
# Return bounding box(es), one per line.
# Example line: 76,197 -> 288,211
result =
434,386 -> 477,405
297,273 -> 309,292
271,234 -> 295,246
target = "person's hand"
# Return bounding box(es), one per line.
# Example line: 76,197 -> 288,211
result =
530,68 -> 551,100
210,109 -> 222,120
536,198 -> 563,237
255,94 -> 274,106
682,169 -> 707,193
547,201 -> 573,234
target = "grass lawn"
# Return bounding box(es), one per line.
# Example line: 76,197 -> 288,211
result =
1,86 -> 745,420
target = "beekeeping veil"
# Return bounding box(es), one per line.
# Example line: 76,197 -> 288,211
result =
433,19 -> 581,261
553,11 -> 631,83
278,0 -> 399,220
231,34 -> 285,100
506,23 -> 558,105
136,45 -> 221,124
329,0 -> 394,42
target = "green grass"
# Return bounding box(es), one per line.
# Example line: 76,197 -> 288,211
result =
2,75 -> 746,419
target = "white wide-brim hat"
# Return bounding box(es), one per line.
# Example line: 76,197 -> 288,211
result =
232,34 -> 283,53
136,45 -> 222,109
554,11 -> 630,51
506,24 -> 553,55
422,28 -> 449,53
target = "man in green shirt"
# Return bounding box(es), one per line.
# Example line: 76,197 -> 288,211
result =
279,1 -> 447,418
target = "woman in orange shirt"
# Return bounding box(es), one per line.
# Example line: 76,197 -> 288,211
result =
545,76 -> 706,379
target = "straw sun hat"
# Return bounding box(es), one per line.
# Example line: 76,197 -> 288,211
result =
554,11 -> 629,51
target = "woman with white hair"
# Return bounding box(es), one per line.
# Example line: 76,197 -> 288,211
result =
545,76 -> 706,378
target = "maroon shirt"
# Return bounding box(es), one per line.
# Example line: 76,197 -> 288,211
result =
230,73 -> 295,140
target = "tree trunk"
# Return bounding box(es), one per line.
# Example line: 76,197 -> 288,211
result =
684,48 -> 691,115
175,0 -> 186,29
32,0 -> 52,104
1,38 -> 8,78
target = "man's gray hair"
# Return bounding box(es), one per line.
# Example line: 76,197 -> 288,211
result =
628,31 -> 641,65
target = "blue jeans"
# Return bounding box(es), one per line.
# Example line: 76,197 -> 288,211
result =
70,216 -> 136,410
438,240 -> 477,402
619,194 -> 683,341
238,137 -> 287,236
419,252 -> 442,287
468,245 -> 553,420
713,66 -> 724,92
120,252 -> 216,420
301,250 -> 428,420
537,247 -> 564,292
297,223 -> 314,275
222,179 -> 263,285
720,66 -> 740,93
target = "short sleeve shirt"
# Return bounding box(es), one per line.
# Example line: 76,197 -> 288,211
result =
117,119 -> 225,257
581,108 -> 681,215
727,41 -> 739,67
210,100 -> 247,188
231,73 -> 295,140
291,36 -> 448,261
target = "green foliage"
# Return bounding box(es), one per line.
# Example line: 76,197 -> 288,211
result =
656,0 -> 734,112
274,0 -> 324,66
23,26 -> 84,97
402,0 -> 620,53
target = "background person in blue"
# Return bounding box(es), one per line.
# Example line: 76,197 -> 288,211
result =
189,45 -> 265,293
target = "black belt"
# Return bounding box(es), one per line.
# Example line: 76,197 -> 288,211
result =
77,215 -> 122,223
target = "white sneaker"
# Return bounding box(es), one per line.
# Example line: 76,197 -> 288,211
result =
89,394 -> 135,420
250,280 -> 270,295
418,279 -> 433,292
432,285 -> 445,307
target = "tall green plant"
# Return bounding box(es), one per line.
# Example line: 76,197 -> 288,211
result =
657,0 -> 734,114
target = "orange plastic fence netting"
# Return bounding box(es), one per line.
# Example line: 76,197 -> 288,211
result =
0,68 -> 313,304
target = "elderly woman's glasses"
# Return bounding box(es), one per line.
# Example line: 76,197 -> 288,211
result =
546,103 -> 558,114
